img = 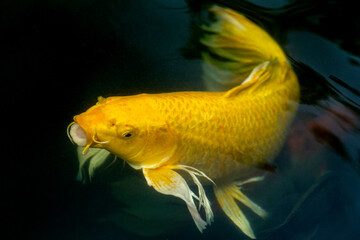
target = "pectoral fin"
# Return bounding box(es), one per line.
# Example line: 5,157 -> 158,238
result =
143,166 -> 208,232
214,176 -> 266,239
76,147 -> 112,182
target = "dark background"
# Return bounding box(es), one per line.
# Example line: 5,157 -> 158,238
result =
2,0 -> 360,239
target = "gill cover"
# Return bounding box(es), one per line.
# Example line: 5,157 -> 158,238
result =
125,119 -> 178,169
72,95 -> 178,169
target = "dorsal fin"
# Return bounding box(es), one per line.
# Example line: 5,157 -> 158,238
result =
201,6 -> 288,92
223,61 -> 270,98
223,58 -> 290,98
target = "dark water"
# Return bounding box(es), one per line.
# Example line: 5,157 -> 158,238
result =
3,0 -> 360,239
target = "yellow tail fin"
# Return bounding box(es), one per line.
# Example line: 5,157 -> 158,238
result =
201,5 -> 288,91
214,177 -> 267,239
201,6 -> 296,238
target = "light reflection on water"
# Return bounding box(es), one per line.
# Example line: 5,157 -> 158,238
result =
72,1 -> 360,239
74,1 -> 360,239
10,0 -> 359,239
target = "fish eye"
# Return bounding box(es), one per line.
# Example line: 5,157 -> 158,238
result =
120,126 -> 135,139
123,132 -> 133,138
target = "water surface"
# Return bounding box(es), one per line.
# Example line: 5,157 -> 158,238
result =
3,0 -> 359,239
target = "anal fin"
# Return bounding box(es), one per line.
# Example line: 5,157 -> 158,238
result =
214,176 -> 266,239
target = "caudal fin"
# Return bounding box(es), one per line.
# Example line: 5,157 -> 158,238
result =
200,5 -> 288,91
214,176 -> 266,239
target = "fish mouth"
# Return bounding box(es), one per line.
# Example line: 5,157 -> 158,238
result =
68,122 -> 88,147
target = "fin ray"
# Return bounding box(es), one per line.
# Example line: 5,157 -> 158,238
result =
214,183 -> 256,239
201,5 -> 288,91
214,177 -> 267,239
174,165 -> 215,224
223,61 -> 269,98
76,147 -> 111,182
143,166 -> 210,232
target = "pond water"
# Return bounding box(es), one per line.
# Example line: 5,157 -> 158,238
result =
4,0 -> 360,239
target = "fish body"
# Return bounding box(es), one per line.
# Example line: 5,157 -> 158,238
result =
68,6 -> 299,239
154,64 -> 297,181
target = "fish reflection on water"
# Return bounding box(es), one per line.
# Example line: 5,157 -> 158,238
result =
66,3 -> 360,240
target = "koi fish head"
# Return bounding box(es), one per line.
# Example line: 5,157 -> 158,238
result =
68,95 -> 177,169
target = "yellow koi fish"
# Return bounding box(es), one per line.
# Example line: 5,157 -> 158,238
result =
67,6 -> 299,239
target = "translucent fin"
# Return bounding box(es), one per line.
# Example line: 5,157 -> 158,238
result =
143,165 -> 214,232
200,5 -> 287,91
222,61 -> 269,98
76,147 -> 111,182
234,176 -> 267,218
214,176 -> 266,239
174,165 -> 215,224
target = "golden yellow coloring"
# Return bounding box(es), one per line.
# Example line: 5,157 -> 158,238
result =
68,5 -> 299,239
